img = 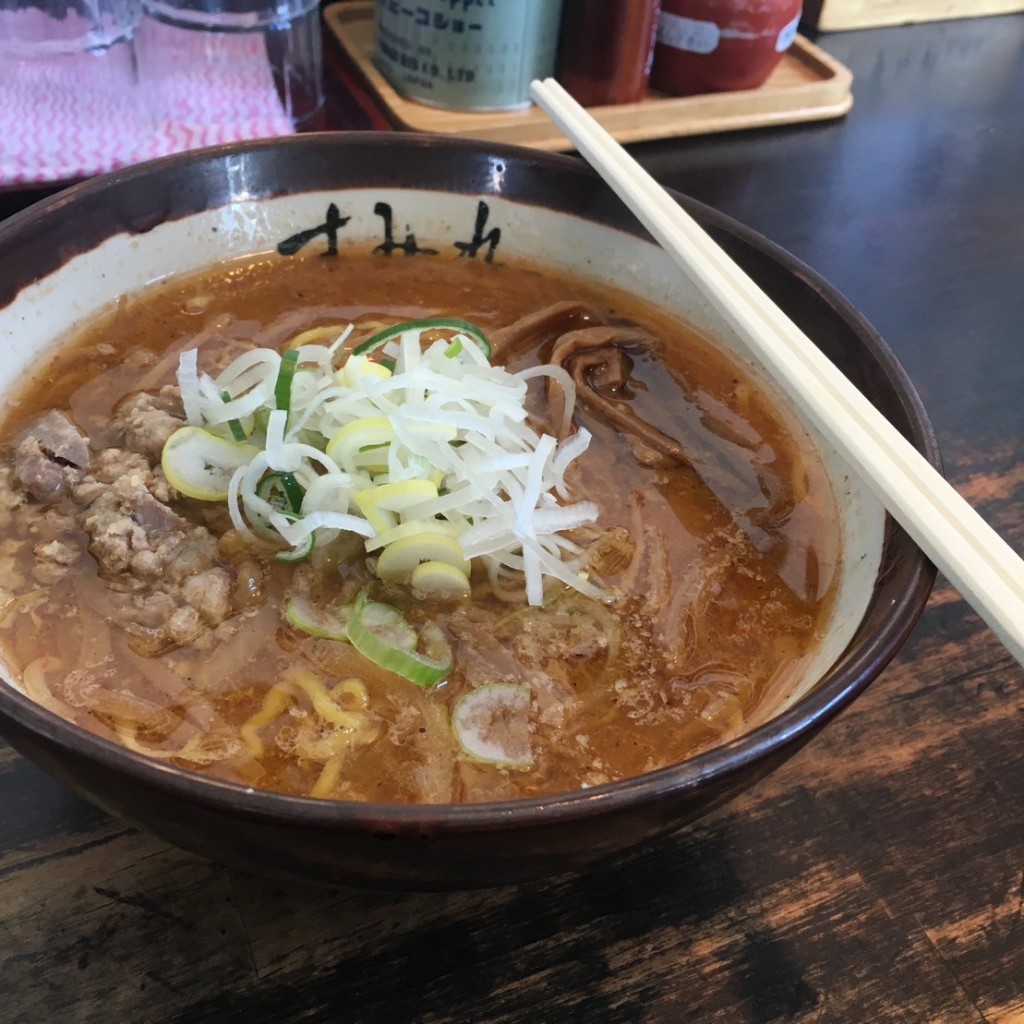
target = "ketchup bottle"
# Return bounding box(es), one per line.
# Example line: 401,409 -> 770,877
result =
555,0 -> 662,107
652,0 -> 802,95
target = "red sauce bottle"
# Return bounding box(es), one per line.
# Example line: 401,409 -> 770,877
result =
555,0 -> 662,107
651,0 -> 803,96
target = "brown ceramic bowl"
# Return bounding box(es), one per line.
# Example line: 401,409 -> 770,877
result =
0,134 -> 937,889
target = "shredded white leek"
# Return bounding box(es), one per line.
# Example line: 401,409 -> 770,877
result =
171,323 -> 600,603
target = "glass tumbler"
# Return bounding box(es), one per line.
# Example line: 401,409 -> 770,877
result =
0,0 -> 146,181
0,0 -> 140,55
135,0 -> 325,134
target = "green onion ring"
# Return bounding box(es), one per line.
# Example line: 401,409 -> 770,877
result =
276,532 -> 316,564
257,471 -> 305,514
275,348 -> 299,411
220,391 -> 248,442
353,318 -> 492,360
346,590 -> 452,688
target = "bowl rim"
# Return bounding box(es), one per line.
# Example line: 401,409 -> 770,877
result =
0,132 -> 939,831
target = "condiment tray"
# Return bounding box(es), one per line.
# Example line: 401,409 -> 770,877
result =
324,1 -> 854,150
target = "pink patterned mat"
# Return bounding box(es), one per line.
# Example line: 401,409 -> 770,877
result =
0,14 -> 296,187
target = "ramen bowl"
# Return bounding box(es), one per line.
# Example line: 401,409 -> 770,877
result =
0,134 -> 937,889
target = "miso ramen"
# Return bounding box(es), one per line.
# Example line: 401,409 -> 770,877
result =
0,251 -> 841,803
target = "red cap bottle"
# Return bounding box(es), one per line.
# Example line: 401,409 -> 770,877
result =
652,0 -> 803,96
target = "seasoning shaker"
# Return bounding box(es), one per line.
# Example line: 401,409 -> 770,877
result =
373,0 -> 564,112
554,0 -> 661,107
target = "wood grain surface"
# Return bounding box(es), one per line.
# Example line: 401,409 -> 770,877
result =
2,13 -> 1023,1024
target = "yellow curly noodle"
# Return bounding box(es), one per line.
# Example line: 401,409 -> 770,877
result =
283,324 -> 351,350
239,667 -> 375,798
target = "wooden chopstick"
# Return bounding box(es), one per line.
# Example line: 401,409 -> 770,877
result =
530,76 -> 1024,667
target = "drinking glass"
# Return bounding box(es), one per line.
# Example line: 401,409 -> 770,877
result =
0,0 -> 146,183
0,0 -> 140,56
135,0 -> 325,133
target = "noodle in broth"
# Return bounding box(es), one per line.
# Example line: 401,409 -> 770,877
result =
0,251 -> 840,803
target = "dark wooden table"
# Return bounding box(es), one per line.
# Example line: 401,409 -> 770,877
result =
3,13 -> 1023,1024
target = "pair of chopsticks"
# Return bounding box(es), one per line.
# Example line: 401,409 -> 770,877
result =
530,78 -> 1024,668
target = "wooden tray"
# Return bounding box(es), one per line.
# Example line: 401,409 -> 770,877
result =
323,2 -> 854,151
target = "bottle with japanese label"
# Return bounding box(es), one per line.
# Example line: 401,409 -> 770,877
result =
651,0 -> 802,96
372,0 -> 564,112
554,0 -> 661,107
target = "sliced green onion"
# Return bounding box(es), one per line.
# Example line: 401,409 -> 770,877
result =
365,517 -> 463,553
258,471 -> 305,514
353,318 -> 492,360
346,590 -> 452,688
452,683 -> 533,770
284,592 -> 348,637
410,560 -> 471,598
376,533 -> 469,584
220,391 -> 248,442
358,599 -> 417,649
277,532 -> 315,564
255,472 -> 311,559
161,427 -> 260,501
275,348 -> 299,410
325,416 -> 395,472
171,305 -> 599,606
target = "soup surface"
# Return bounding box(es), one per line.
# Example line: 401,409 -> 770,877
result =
0,249 -> 840,803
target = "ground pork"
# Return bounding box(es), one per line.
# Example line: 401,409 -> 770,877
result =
5,394 -> 236,650
111,386 -> 185,462
12,410 -> 90,502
